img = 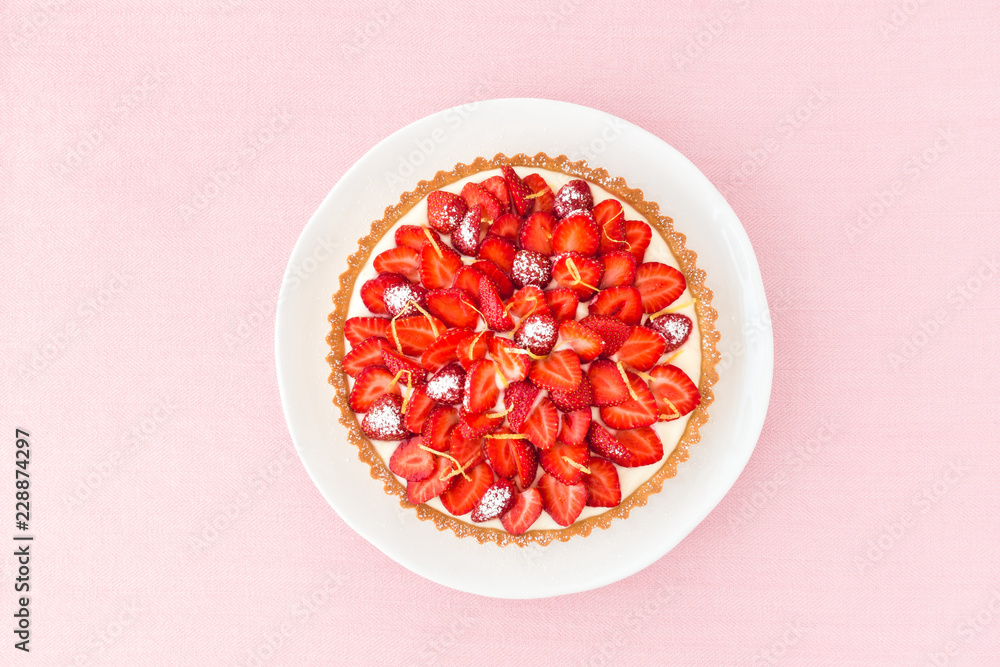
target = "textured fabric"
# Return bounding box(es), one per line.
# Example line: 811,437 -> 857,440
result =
3,0 -> 999,664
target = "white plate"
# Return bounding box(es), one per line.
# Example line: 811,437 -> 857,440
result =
275,98 -> 773,599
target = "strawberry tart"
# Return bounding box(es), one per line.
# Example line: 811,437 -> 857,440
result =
326,153 -> 719,546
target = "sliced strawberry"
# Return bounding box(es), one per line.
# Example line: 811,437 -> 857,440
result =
579,314 -> 629,357
514,313 -> 558,356
648,364 -> 701,420
342,336 -> 389,377
344,316 -> 391,347
556,320 -> 604,362
539,442 -> 591,485
599,371 -> 658,429
381,347 -> 427,384
587,359 -> 630,407
551,253 -> 603,300
421,404 -> 460,451
511,250 -> 552,289
451,265 -> 483,305
456,330 -> 492,370
519,212 -> 556,255
406,456 -> 455,504
529,349 -> 581,391
553,180 -> 594,218
478,236 -> 517,273
389,436 -> 435,482
473,259 -> 515,299
361,393 -> 409,440
523,173 -> 555,215
617,325 -> 666,371
452,204 -> 484,256
440,462 -> 494,516
395,224 -> 442,252
425,288 -> 479,329
349,365 -> 400,412
549,373 -> 593,412
427,190 -> 467,233
489,335 -> 531,382
624,220 -> 652,263
460,182 -> 503,223
557,409 -> 591,446
583,458 -> 621,507
488,212 -> 521,243
381,281 -> 428,318
647,313 -> 693,354
420,327 -> 473,371
587,421 -> 635,466
480,175 -> 511,214
449,429 -> 485,469
510,438 -> 538,489
617,426 -> 664,467
478,273 -> 514,331
403,385 -> 435,433
507,286 -> 551,319
503,380 -> 539,431
598,250 -> 637,289
501,166 -> 532,216
419,243 -> 463,290
593,199 -> 626,253
462,359 -> 499,413
425,363 -> 465,405
538,473 -> 587,527
520,396 -> 559,450
500,487 -> 543,534
360,273 -> 408,315
552,214 -> 600,257
373,246 -> 421,282
588,286 -> 643,325
634,262 -> 686,313
459,410 -> 505,438
387,314 -> 446,356
545,287 -> 579,321
484,430 -> 519,478
471,478 -> 517,522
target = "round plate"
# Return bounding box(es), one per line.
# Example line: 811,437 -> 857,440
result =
275,98 -> 773,599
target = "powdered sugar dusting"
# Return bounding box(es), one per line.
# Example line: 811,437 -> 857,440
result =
515,314 -> 557,355
553,179 -> 594,218
361,394 -> 408,440
512,250 -> 552,288
426,363 -> 465,404
472,482 -> 514,521
649,313 -> 692,352
383,282 -> 426,317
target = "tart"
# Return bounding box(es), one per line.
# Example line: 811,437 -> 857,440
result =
326,153 -> 719,546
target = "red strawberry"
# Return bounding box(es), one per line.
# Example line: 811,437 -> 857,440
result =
449,429 -> 485,469
452,204 -> 484,256
582,458 -> 621,507
549,373 -> 593,412
462,359 -> 499,413
503,380 -> 539,431
587,359 -> 630,407
617,325 -> 666,371
425,288 -> 479,329
345,317 -> 391,347
624,220 -> 652,263
342,336 -> 389,377
647,313 -> 693,353
599,251 -> 637,289
382,281 -> 428,318
387,315 -> 446,356
538,473 -> 587,527
427,190 -> 467,233
361,393 -> 409,440
381,347 -> 427,384
510,438 -> 538,489
480,176 -> 511,214
478,273 -> 514,331
520,396 -> 559,450
478,236 -> 517,273
419,243 -> 463,290
460,182 -> 503,223
421,405 -> 460,451
403,385 -> 435,433
617,427 -> 664,467
507,286 -> 551,319
552,214 -> 600,257
587,421 -> 635,466
539,442 -> 591,485
588,286 -> 643,325
420,327 -> 473,371
406,456 -> 455,504
553,180 -> 594,218
349,365 -> 400,412
395,224 -> 442,252
514,313 -> 559,356
557,320 -> 604,362
459,409 -> 505,438
529,349 -> 582,391
593,199 -> 626,253
473,260 -> 515,299
500,487 -> 543,534
360,273 -> 408,315
599,371 -> 658,429
488,212 -> 521,243
511,250 -> 552,289
425,363 -> 465,405
523,173 -> 554,215
373,246 -> 421,282
440,462 -> 494,516
579,314 -> 629,357
545,287 -> 579,321
489,336 -> 530,383
484,430 -> 519,478
557,409 -> 591,446
471,478 -> 517,522
389,436 -> 435,481
551,253 -> 603,300
648,364 -> 701,420
451,265 -> 483,305
519,212 -> 556,255
457,330 -> 492,370
501,166 -> 532,216
634,262 -> 686,313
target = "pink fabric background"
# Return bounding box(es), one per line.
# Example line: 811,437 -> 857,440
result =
3,0 -> 999,664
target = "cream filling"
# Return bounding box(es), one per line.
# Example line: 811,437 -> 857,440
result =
345,167 -> 701,531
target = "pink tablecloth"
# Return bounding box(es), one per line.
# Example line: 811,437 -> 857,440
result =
3,1 -> 998,664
